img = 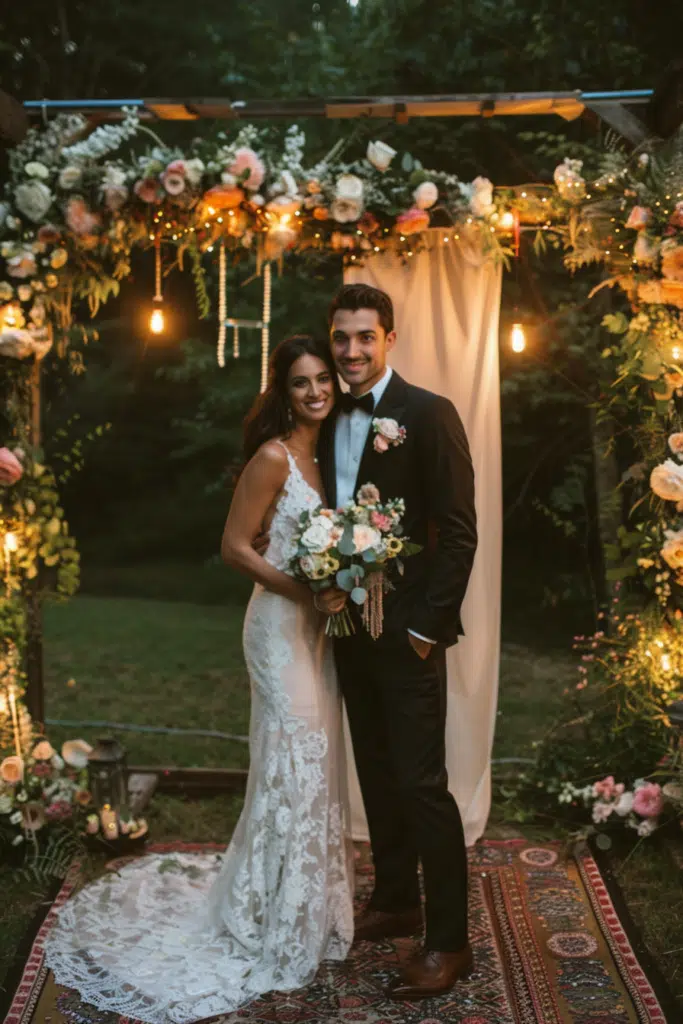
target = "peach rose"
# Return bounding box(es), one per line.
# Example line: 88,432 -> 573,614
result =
352,524 -> 382,553
373,433 -> 390,453
0,755 -> 24,784
669,433 -> 683,455
32,740 -> 55,761
395,207 -> 430,236
661,244 -> 683,283
625,205 -> 652,230
203,184 -> 244,210
650,459 -> 683,501
357,483 -> 381,506
632,781 -> 663,818
65,196 -> 100,236
669,201 -> 683,229
661,529 -> 683,570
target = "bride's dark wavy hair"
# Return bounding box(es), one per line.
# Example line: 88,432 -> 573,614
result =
243,334 -> 339,462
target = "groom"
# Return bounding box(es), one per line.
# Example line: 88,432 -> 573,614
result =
316,283 -> 477,999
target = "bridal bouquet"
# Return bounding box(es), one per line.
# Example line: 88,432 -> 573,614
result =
290,482 -> 420,638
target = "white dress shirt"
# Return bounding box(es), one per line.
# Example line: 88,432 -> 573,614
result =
333,367 -> 435,645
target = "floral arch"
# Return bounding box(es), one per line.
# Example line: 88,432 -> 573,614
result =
1,108 -> 683,850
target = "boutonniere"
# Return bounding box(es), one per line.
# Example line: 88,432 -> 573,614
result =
372,417 -> 407,453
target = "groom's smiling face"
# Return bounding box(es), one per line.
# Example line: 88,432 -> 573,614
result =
330,308 -> 396,396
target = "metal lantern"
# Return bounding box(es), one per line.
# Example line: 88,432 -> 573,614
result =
87,736 -> 128,829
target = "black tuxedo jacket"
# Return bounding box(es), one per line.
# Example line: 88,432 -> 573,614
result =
318,371 -> 477,648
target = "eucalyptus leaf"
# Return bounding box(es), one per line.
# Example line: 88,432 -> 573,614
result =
350,587 -> 368,605
338,525 -> 355,557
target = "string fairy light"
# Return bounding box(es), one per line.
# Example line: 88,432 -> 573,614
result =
510,323 -> 527,353
217,241 -> 227,367
260,262 -> 272,393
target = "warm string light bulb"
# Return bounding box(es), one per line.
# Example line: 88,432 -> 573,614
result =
499,210 -> 515,230
4,532 -> 18,553
510,323 -> 526,353
672,345 -> 682,362
150,305 -> 165,334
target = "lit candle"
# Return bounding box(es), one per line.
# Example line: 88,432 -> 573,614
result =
100,804 -> 119,840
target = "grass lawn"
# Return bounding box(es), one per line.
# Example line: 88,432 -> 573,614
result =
1,576 -> 681,1009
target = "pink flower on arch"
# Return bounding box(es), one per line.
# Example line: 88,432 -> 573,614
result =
134,177 -> 164,204
229,147 -> 266,191
395,207 -> 430,236
592,775 -> 623,801
633,782 -> 663,819
65,196 -> 100,235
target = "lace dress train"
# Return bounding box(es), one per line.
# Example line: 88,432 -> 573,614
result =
44,445 -> 354,1023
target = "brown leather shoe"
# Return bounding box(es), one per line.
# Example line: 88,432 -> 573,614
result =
387,945 -> 474,999
353,906 -> 423,942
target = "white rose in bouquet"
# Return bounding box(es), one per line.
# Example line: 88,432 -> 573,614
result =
650,459 -> 683,502
366,140 -> 397,172
14,181 -> 53,223
301,519 -> 334,552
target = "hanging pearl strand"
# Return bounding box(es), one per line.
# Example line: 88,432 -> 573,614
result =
153,235 -> 162,301
217,240 -> 226,368
233,323 -> 240,359
260,261 -> 271,393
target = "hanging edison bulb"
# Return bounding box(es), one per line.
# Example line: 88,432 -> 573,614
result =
150,303 -> 165,334
149,235 -> 166,335
510,323 -> 526,353
672,344 -> 682,362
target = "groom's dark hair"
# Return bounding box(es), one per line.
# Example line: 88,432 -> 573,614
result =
328,284 -> 394,335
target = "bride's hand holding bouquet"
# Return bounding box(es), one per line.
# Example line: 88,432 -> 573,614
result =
289,482 -> 420,638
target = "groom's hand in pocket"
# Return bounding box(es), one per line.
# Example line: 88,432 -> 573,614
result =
407,632 -> 433,660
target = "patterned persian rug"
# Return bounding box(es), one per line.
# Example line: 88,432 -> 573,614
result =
3,839 -> 676,1024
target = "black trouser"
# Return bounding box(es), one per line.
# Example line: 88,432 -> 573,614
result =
335,628 -> 468,951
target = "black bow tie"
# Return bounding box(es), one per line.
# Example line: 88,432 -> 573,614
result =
340,391 -> 375,415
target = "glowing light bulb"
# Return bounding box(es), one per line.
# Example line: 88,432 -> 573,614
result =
4,532 -> 18,553
150,307 -> 165,334
500,211 -> 515,229
673,345 -> 682,361
510,323 -> 526,353
280,213 -> 291,226
661,653 -> 672,672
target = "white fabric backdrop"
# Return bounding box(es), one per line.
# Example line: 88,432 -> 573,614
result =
344,228 -> 502,847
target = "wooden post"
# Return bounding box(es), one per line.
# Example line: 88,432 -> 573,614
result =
24,355 -> 44,725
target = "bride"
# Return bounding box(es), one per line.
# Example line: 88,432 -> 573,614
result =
45,335 -> 354,1023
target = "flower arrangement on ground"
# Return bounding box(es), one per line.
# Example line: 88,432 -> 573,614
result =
290,482 -> 420,638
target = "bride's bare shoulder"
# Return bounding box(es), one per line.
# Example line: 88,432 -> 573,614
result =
244,438 -> 290,478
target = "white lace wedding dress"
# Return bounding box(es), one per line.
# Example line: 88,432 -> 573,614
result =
44,442 -> 354,1023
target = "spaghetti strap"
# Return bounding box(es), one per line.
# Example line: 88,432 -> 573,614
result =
274,437 -> 298,471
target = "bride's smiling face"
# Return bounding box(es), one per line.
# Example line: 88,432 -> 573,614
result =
287,354 -> 335,425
